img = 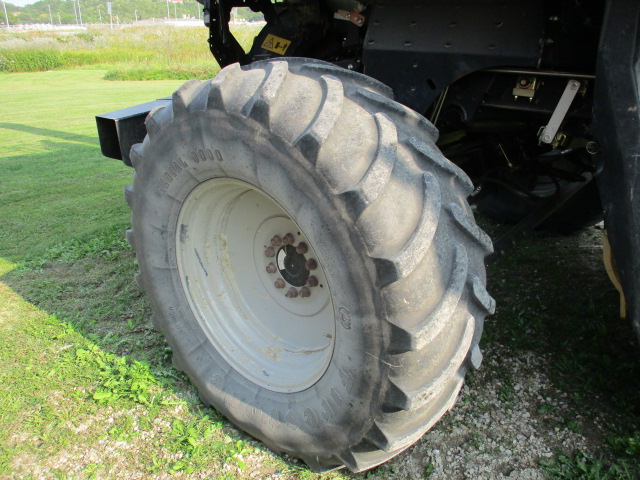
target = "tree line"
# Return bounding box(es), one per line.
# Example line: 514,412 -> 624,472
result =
3,0 -> 264,26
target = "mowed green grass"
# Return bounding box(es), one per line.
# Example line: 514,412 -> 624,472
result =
0,70 -> 343,479
0,70 -> 183,261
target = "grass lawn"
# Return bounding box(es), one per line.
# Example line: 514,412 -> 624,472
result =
0,70 -> 184,261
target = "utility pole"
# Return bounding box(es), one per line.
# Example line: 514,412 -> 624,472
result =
58,12 -> 61,24
134,9 -> 137,22
2,0 -> 9,29
72,0 -> 78,25
77,0 -> 82,26
174,2 -> 177,20
48,5 -> 53,24
166,0 -> 170,20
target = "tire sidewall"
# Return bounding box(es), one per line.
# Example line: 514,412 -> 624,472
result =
132,108 -> 387,454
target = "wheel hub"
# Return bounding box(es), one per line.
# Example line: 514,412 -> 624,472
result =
175,178 -> 335,393
276,244 -> 309,287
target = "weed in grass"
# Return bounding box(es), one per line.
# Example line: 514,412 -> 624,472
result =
82,462 -> 100,479
497,383 -> 516,404
469,431 -> 484,449
606,430 -> 640,457
541,451 -> 635,480
424,463 -> 436,478
75,345 -> 162,406
564,420 -> 584,435
21,223 -> 132,269
167,417 -> 255,473
538,403 -> 558,415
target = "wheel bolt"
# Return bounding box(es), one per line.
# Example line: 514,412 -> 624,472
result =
286,287 -> 299,298
305,258 -> 318,270
264,246 -> 275,257
283,233 -> 295,245
274,278 -> 285,289
296,242 -> 308,254
306,276 -> 319,287
300,286 -> 311,298
271,235 -> 282,247
266,263 -> 277,274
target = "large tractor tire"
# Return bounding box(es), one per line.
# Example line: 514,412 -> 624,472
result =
125,58 -> 495,472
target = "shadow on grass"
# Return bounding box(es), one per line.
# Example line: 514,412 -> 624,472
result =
485,224 -> 640,465
0,242 -> 332,478
0,122 -> 98,146
0,140 -> 130,261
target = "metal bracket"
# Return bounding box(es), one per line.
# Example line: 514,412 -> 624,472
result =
206,0 -> 246,67
512,75 -> 539,101
539,79 -> 581,144
206,0 -> 275,67
334,10 -> 365,27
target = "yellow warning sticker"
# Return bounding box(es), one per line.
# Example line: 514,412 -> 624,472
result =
261,34 -> 292,55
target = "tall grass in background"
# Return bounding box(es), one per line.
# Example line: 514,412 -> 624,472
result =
0,24 -> 261,80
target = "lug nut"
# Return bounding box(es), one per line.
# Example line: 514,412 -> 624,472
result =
305,258 -> 318,270
264,246 -> 275,257
266,263 -> 277,274
306,276 -> 319,287
300,286 -> 311,298
283,233 -> 295,245
286,287 -> 299,298
271,235 -> 282,247
296,242 -> 308,254
586,141 -> 600,155
274,278 -> 285,289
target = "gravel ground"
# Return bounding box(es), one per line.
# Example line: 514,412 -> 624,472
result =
366,347 -> 592,480
360,223 -> 640,480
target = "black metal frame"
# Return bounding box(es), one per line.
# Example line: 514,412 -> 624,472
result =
204,0 -> 275,67
487,172 -> 595,264
95,2 -> 640,343
361,1 -> 546,113
593,0 -> 640,338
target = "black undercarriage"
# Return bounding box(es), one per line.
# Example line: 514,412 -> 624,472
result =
198,0 -> 638,336
205,0 -> 604,242
97,0 -> 640,340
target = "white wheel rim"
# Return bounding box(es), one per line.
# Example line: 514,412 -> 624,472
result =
176,178 -> 335,393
